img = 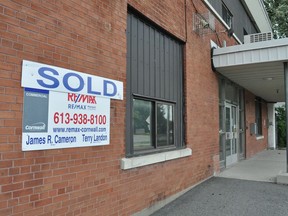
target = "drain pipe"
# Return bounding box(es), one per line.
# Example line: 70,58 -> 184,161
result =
284,62 -> 288,172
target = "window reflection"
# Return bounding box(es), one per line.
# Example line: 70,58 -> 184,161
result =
157,104 -> 174,146
133,99 -> 153,150
133,99 -> 175,149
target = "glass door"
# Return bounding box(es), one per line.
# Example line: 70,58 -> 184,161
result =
225,103 -> 238,166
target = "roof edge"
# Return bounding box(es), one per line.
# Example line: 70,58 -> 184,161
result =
213,37 -> 288,55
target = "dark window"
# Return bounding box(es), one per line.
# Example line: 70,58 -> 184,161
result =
126,11 -> 184,156
222,3 -> 233,28
255,98 -> 262,135
133,98 -> 175,151
243,28 -> 248,36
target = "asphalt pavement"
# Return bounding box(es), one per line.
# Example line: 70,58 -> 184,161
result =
151,177 -> 288,216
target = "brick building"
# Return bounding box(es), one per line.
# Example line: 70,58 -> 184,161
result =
0,0 -> 275,215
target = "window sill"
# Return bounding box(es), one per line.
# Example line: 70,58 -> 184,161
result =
121,148 -> 192,170
256,135 -> 264,140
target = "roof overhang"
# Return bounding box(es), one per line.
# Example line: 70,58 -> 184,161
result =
212,38 -> 288,102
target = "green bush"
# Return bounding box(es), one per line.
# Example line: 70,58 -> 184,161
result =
276,105 -> 286,148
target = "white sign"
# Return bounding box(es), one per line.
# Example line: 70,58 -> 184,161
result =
22,89 -> 110,151
21,60 -> 123,100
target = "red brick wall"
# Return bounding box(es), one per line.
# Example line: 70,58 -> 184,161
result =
128,0 -> 186,41
1,1 -> 128,215
245,90 -> 268,158
0,0 -> 255,215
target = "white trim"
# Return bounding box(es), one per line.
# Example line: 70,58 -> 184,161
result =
213,37 -> 288,66
121,148 -> 192,170
256,135 -> 264,140
214,37 -> 288,55
202,0 -> 242,45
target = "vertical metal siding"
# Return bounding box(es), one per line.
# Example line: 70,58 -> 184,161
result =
125,15 -> 133,155
149,28 -> 155,96
208,0 -> 222,13
143,24 -> 150,96
207,0 -> 258,42
128,13 -> 183,102
126,13 -> 184,154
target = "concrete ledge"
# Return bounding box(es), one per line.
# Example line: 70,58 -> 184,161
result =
277,171 -> 288,185
121,148 -> 192,170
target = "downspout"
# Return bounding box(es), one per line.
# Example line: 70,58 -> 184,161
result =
185,0 -> 187,42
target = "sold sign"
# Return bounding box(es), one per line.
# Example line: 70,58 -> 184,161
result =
21,60 -> 123,100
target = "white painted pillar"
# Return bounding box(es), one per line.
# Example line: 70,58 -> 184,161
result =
268,103 -> 276,149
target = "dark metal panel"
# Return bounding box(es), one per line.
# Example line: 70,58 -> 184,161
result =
177,44 -> 183,147
137,19 -> 144,95
170,41 -> 176,100
207,0 -> 222,14
173,43 -> 178,101
128,12 -> 183,101
174,44 -> 179,146
126,13 -> 133,155
159,34 -> 165,99
164,36 -> 170,99
179,45 -> 184,147
149,28 -> 155,97
155,31 -> 160,98
143,24 -> 150,96
131,14 -> 138,95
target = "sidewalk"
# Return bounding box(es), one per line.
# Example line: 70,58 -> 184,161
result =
151,150 -> 288,216
218,149 -> 286,182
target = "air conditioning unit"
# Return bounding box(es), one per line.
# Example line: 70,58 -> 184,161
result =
244,32 -> 273,44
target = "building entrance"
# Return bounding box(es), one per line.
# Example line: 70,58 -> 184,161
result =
225,103 -> 238,166
219,77 -> 245,169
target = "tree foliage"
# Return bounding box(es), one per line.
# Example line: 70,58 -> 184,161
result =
264,0 -> 288,38
276,105 -> 286,148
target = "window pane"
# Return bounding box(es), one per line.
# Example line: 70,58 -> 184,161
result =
133,99 -> 153,150
157,104 -> 174,146
225,107 -> 231,132
222,4 -> 233,28
225,83 -> 237,103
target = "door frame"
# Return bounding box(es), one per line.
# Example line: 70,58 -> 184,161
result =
225,102 -> 239,167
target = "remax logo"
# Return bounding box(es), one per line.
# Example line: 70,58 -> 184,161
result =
68,93 -> 97,104
25,122 -> 46,131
